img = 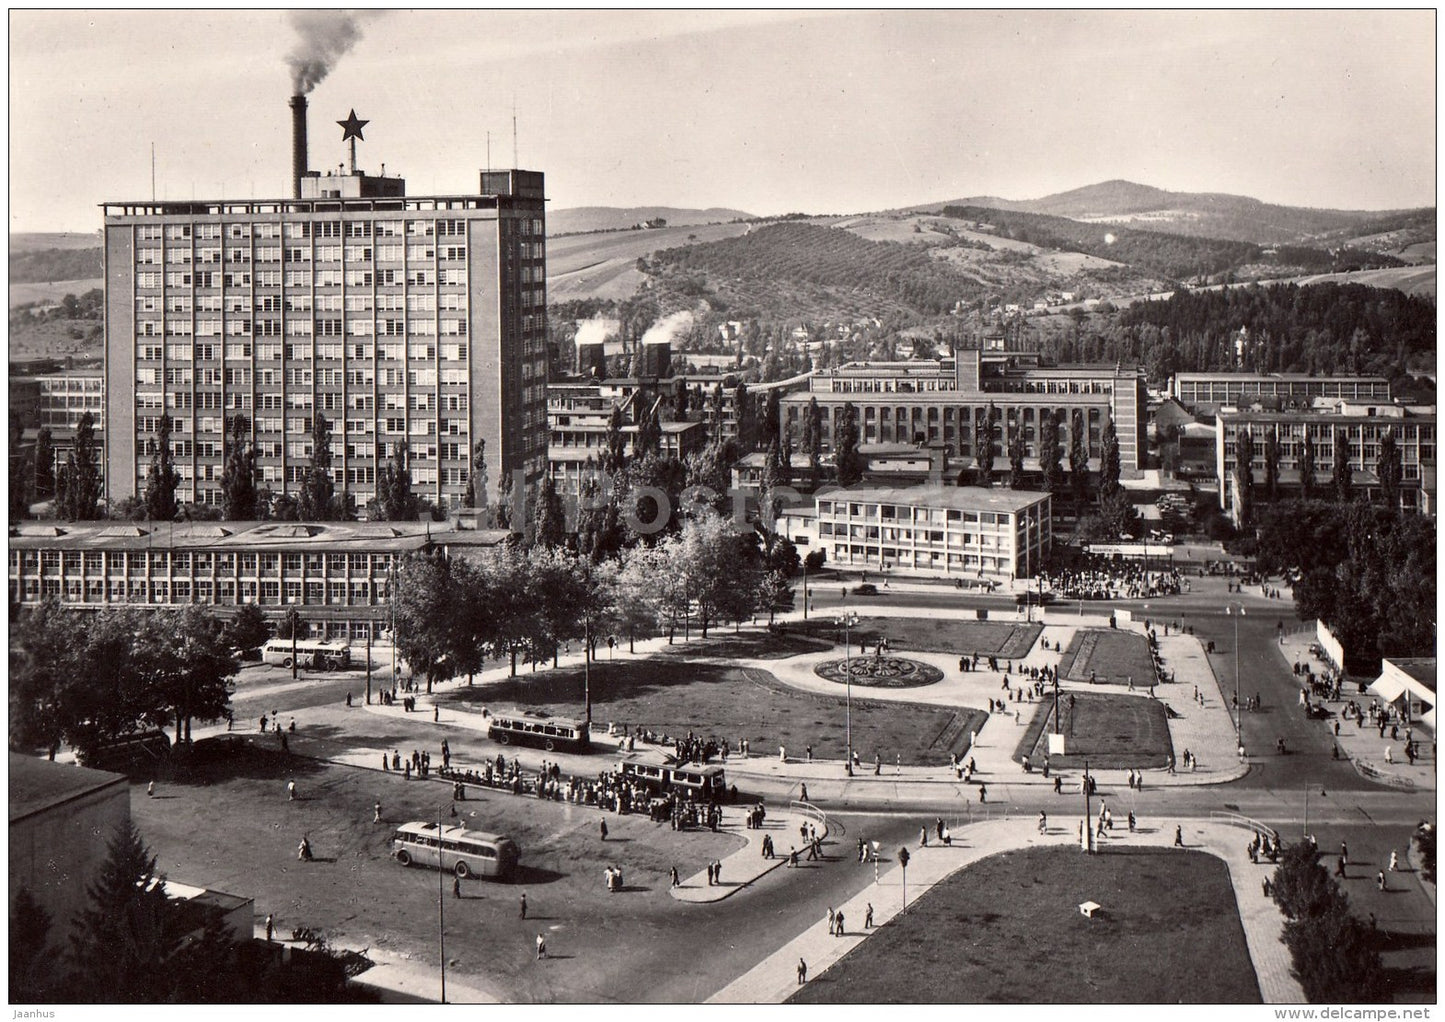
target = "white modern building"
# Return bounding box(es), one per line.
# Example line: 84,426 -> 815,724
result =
784,484 -> 1051,579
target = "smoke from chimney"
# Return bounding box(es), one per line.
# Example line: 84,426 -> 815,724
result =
640,311 -> 694,347
574,318 -> 619,348
286,10 -> 377,94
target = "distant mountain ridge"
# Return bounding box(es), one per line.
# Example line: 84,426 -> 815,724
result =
906,180 -> 1430,247
549,205 -> 754,236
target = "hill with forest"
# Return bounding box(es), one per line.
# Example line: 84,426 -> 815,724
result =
938,205 -> 1406,284
913,180 -> 1429,247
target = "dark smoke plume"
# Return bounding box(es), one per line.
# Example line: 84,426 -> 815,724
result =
286,10 -> 378,94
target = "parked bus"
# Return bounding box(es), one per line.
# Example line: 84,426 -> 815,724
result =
620,761 -> 726,799
390,822 -> 520,881
78,729 -> 171,773
487,713 -> 590,753
260,638 -> 352,671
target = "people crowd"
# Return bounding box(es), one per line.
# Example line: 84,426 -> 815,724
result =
1041,555 -> 1186,602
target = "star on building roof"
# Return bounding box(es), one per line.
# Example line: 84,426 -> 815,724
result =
338,110 -> 369,142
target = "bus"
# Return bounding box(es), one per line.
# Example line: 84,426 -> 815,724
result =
390,822 -> 520,881
261,638 -> 352,671
620,761 -> 726,799
487,713 -> 590,753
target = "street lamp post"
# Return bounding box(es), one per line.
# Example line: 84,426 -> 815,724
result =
1226,603 -> 1245,741
836,612 -> 859,775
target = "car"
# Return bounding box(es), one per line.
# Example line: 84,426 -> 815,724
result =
853,583 -> 879,596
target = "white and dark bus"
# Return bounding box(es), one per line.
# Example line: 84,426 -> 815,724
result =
390,822 -> 520,881
620,761 -> 727,799
261,638 -> 352,671
487,713 -> 591,753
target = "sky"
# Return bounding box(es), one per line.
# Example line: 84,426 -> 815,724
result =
8,9 -> 1438,234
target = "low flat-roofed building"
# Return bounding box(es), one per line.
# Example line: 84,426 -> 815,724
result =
8,519 -> 508,640
813,483 -> 1051,579
10,754 -> 131,947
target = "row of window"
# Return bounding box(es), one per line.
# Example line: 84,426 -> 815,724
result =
13,577 -> 390,607
136,218 -> 530,242
15,549 -> 398,575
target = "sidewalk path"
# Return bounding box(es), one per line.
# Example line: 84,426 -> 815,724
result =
1277,633 -> 1435,791
707,816 -> 1305,1004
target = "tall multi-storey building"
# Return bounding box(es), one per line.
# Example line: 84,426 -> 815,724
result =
102,100 -> 547,511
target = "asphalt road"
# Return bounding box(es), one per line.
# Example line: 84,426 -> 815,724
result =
145,573 -> 1431,1002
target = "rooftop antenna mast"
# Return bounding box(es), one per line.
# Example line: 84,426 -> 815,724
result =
150,142 -> 156,201
486,131 -> 491,173
512,94 -> 518,167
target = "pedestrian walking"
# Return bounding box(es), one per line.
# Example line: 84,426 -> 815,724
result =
1377,870 -> 1387,892
265,913 -> 274,941
1174,825 -> 1183,847
453,875 -> 462,899
978,784 -> 987,804
374,801 -> 382,823
799,783 -> 809,803
1340,841 -> 1348,866
797,958 -> 807,985
670,866 -> 680,888
920,826 -> 929,847
147,780 -> 155,798
599,819 -> 608,841
827,906 -> 835,932
287,780 -> 297,801
298,836 -> 312,861
715,860 -> 723,885
865,903 -> 874,928
519,892 -> 527,918
1038,811 -> 1047,833
1389,850 -> 1399,872
834,909 -> 845,936
536,933 -> 546,960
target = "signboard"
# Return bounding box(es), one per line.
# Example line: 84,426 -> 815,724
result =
1084,543 -> 1174,559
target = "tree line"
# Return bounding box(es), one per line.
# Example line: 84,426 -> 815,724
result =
10,602 -> 242,760
1250,499 -> 1434,674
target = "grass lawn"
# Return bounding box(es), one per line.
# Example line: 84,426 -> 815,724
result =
1015,692 -> 1173,769
1058,629 -> 1157,687
813,617 -> 1042,659
445,643 -> 984,764
790,846 -> 1261,1003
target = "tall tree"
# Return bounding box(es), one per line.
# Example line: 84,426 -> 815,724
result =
221,413 -> 258,520
56,412 -> 101,521
977,403 -> 998,486
575,466 -> 624,561
375,440 -> 419,521
1100,415 -> 1121,497
602,405 -> 628,475
1007,417 -> 1027,489
69,821 -> 187,1002
462,438 -> 488,510
142,606 -> 239,745
1332,427 -> 1353,503
1377,429 -> 1402,509
671,377 -> 689,421
762,388 -> 782,453
1263,426 -> 1281,503
143,412 -> 179,521
1069,408 -> 1090,510
531,474 -> 567,549
10,887 -> 58,1001
634,404 -> 662,459
1298,427 -> 1317,501
834,402 -> 864,487
33,426 -> 54,501
296,412 -> 337,521
801,396 -> 823,486
733,382 -> 754,453
1233,428 -> 1256,527
779,425 -> 795,487
1038,410 -> 1064,494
